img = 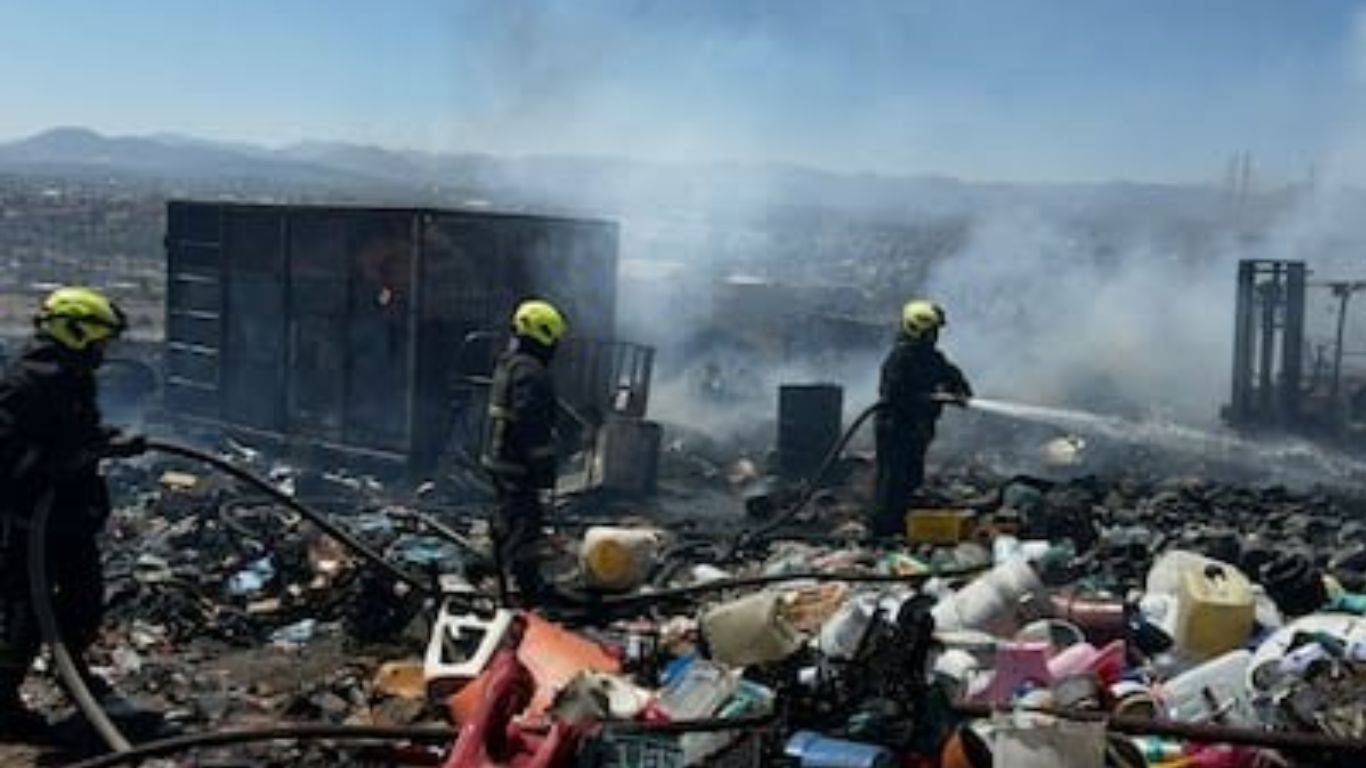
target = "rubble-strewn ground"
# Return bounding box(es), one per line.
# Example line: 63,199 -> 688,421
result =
8,410 -> 1366,766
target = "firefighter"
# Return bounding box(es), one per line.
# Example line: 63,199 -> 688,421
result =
872,299 -> 972,537
0,287 -> 144,739
481,299 -> 566,605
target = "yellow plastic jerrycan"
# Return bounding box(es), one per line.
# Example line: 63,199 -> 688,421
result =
1174,561 -> 1254,659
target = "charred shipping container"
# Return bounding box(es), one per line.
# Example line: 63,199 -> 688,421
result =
164,201 -> 653,476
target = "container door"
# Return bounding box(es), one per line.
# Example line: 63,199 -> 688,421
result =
343,214 -> 415,452
221,209 -> 287,431
287,213 -> 349,438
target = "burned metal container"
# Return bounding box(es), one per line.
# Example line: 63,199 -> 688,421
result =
777,383 -> 843,481
164,201 -> 652,475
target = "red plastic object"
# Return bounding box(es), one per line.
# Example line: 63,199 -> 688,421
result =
1181,744 -> 1260,768
448,612 -> 621,724
441,647 -> 588,768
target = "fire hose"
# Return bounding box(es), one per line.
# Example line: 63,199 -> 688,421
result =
29,489 -> 132,754
27,438 -> 437,756
61,714 -> 780,768
728,392 -> 973,559
143,439 -> 431,594
726,400 -> 884,558
56,701 -> 1366,768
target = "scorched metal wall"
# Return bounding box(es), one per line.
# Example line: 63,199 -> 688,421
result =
164,201 -> 620,473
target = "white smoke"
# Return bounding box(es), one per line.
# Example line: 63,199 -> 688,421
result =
924,203 -> 1243,423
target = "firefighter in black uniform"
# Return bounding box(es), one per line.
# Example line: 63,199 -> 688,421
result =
872,300 -> 972,538
0,287 -> 144,740
481,299 -> 566,605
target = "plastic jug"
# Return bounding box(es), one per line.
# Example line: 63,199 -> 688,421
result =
700,590 -> 805,667
932,559 -> 1045,636
1160,649 -> 1252,724
1174,561 -> 1254,659
819,593 -> 879,660
581,526 -> 661,592
1147,550 -> 1217,595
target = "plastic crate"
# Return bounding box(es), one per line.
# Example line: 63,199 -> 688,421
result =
578,729 -> 766,768
578,733 -> 683,768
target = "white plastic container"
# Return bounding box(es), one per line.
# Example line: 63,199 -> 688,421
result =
581,526 -> 662,592
1160,649 -> 1253,724
818,593 -> 879,660
701,590 -> 805,667
993,536 -> 1052,564
932,559 -> 1044,636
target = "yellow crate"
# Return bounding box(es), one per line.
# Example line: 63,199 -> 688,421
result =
905,508 -> 977,544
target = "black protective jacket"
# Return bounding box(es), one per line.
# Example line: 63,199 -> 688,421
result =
0,338 -> 109,536
877,338 -> 972,427
481,342 -> 557,491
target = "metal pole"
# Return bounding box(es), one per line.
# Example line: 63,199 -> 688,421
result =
1257,275 -> 1278,419
1332,286 -> 1350,410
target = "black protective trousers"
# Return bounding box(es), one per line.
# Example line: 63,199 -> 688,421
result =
872,418 -> 935,538
490,483 -> 548,605
0,525 -> 103,702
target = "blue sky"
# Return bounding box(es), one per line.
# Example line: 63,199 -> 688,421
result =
1,0 -> 1363,182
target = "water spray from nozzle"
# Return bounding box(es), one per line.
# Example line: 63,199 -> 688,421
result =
958,396 -> 1366,486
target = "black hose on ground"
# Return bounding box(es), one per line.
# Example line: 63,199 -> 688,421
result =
727,401 -> 883,559
61,723 -> 455,768
24,441 -> 432,755
28,489 -> 132,753
61,714 -> 780,768
385,503 -> 486,561
61,701 -> 1366,768
144,439 -> 431,595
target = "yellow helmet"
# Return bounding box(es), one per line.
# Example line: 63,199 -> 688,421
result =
901,299 -> 946,340
512,299 -> 566,347
35,286 -> 127,351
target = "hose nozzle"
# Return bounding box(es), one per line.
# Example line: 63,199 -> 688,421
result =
928,392 -> 971,407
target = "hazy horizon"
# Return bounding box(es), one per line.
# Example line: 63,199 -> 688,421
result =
3,1 -> 1366,186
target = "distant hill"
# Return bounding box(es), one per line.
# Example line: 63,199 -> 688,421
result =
0,126 -> 1239,223
0,127 -> 374,187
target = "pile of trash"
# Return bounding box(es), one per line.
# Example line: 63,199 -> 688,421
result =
18,443 -> 1366,768
416,484 -> 1366,767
